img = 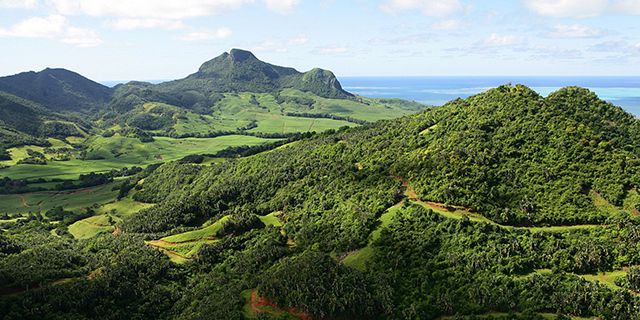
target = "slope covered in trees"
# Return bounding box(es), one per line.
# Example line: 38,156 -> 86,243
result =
2,85 -> 640,319
129,85 -> 640,234
0,68 -> 112,113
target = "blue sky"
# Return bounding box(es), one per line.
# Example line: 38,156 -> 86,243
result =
1,0 -> 639,81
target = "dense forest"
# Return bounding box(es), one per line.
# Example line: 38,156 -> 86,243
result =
1,84 -> 639,319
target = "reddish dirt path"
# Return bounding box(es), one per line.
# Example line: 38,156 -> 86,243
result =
396,176 -> 476,214
146,241 -> 191,261
249,290 -> 313,320
19,195 -> 30,208
70,187 -> 96,195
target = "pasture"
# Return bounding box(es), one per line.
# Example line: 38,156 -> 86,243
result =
0,135 -> 280,180
0,183 -> 119,215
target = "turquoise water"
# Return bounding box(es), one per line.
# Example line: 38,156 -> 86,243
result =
339,76 -> 640,117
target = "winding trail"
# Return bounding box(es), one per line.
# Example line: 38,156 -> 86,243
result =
396,176 -> 602,232
146,241 -> 191,262
19,195 -> 30,208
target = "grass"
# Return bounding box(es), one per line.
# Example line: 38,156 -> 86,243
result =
258,212 -> 282,227
0,183 -> 119,215
94,198 -> 155,218
161,215 -> 231,244
520,269 -> 632,294
169,90 -> 423,136
582,270 -> 627,291
68,214 -> 114,239
149,213 -> 282,263
0,135 -> 280,180
592,190 -> 624,216
0,138 -> 73,166
343,202 -> 403,270
68,198 -> 154,240
623,189 -> 640,215
279,89 -> 423,122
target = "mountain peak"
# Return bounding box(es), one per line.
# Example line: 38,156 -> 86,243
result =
228,48 -> 257,62
0,67 -> 112,113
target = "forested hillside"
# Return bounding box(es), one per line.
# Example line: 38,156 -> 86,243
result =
0,49 -> 423,186
2,85 -> 640,319
0,68 -> 112,113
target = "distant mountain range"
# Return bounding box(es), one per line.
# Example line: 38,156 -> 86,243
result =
0,49 -> 420,152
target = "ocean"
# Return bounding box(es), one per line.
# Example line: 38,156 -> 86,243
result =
339,76 -> 640,117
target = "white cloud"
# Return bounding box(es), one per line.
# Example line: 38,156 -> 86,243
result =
481,33 -> 523,47
264,0 -> 299,14
548,24 -> 603,38
109,18 -> 185,30
431,19 -> 463,31
0,14 -> 66,37
369,33 -> 433,46
288,34 -> 309,45
381,0 -> 462,17
613,0 -> 640,14
524,0 -> 608,17
589,40 -> 640,55
49,0 -> 250,19
251,40 -> 288,52
62,27 -> 102,47
316,46 -> 347,54
48,0 -> 300,19
0,14 -> 101,47
0,0 -> 37,8
180,28 -> 232,41
525,0 -> 640,17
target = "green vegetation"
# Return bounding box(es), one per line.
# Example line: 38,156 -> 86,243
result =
342,202 -> 402,270
68,214 -> 114,239
161,215 -> 230,244
2,56 -> 640,320
0,182 -> 118,214
0,135 -> 279,180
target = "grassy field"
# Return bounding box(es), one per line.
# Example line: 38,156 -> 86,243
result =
68,214 -> 114,239
279,89 -> 424,122
0,135 -> 280,180
94,197 -> 154,217
582,270 -> 627,291
146,215 -> 231,263
68,197 -> 155,239
148,213 -> 283,263
0,183 -> 119,215
623,189 -> 640,215
164,91 -> 424,136
343,202 -> 403,270
162,215 -> 230,243
258,212 -> 282,227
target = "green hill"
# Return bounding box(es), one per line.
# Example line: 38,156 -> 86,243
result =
109,49 -> 351,113
2,85 -> 640,319
0,68 -> 112,113
127,85 -> 640,233
0,49 -> 425,182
